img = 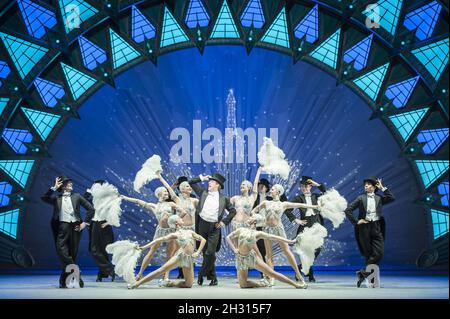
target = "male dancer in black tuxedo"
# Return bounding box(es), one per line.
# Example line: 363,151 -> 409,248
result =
41,176 -> 95,288
284,176 -> 326,282
189,173 -> 237,286
83,180 -> 115,282
345,177 -> 395,287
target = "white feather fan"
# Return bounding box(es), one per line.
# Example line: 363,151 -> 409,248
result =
317,189 -> 347,229
133,155 -> 163,193
257,137 -> 291,179
106,240 -> 142,284
88,182 -> 123,227
294,224 -> 328,275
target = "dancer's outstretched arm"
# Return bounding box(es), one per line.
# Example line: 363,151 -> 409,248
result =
121,195 -> 156,211
257,232 -> 295,245
249,166 -> 263,205
250,201 -> 267,216
283,201 -> 317,211
156,171 -> 179,204
226,230 -> 240,253
139,233 -> 177,250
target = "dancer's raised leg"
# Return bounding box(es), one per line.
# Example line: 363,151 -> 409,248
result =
279,241 -> 305,283
163,241 -> 177,280
255,258 -> 306,288
132,255 -> 178,288
136,242 -> 161,280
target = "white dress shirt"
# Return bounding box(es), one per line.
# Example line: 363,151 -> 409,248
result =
365,193 -> 379,221
304,193 -> 315,216
200,191 -> 220,223
60,192 -> 78,222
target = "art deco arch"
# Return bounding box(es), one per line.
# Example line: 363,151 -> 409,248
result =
0,0 -> 448,266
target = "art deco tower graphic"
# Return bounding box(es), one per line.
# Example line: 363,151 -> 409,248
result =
226,89 -> 237,131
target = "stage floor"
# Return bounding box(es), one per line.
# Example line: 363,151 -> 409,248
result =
0,272 -> 448,299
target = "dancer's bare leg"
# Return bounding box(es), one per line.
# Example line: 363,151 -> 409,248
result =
254,258 -> 305,288
253,243 -> 263,260
163,241 -> 177,280
133,256 -> 178,288
263,239 -> 274,283
167,266 -> 194,288
136,242 -> 161,280
279,241 -> 304,283
264,239 -> 273,270
237,269 -> 266,288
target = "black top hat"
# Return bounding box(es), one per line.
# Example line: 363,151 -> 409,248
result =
173,176 -> 188,189
364,176 -> 379,190
258,178 -> 270,190
300,176 -> 313,185
209,173 -> 226,189
58,175 -> 72,184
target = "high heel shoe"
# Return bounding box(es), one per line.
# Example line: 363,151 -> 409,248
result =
127,283 -> 137,290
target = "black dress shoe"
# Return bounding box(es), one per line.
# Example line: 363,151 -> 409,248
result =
59,272 -> 67,288
308,275 -> 316,283
110,272 -> 116,282
79,278 -> 84,288
96,273 -> 103,282
356,271 -> 365,288
209,278 -> 218,286
197,276 -> 203,286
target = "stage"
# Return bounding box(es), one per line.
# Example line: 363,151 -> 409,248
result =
0,271 -> 447,299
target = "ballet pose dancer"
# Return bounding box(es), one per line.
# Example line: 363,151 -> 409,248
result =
251,184 -> 319,286
121,187 -> 187,283
128,215 -> 206,289
230,167 -> 263,231
227,215 -> 307,289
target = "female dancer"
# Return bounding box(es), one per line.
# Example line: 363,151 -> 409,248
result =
128,215 -> 206,289
251,184 -> 319,286
230,167 -> 263,231
226,215 -> 306,289
121,186 -> 187,283
156,171 -> 198,231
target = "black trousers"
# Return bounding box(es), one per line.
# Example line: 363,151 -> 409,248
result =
357,220 -> 384,266
51,220 -> 82,270
197,217 -> 220,280
89,221 -> 114,276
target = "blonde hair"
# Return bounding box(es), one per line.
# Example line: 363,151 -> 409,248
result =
241,180 -> 252,192
179,181 -> 190,192
272,184 -> 284,196
154,186 -> 167,198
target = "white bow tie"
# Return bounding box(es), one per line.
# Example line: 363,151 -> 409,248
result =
304,194 -> 312,197
367,193 -> 375,198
